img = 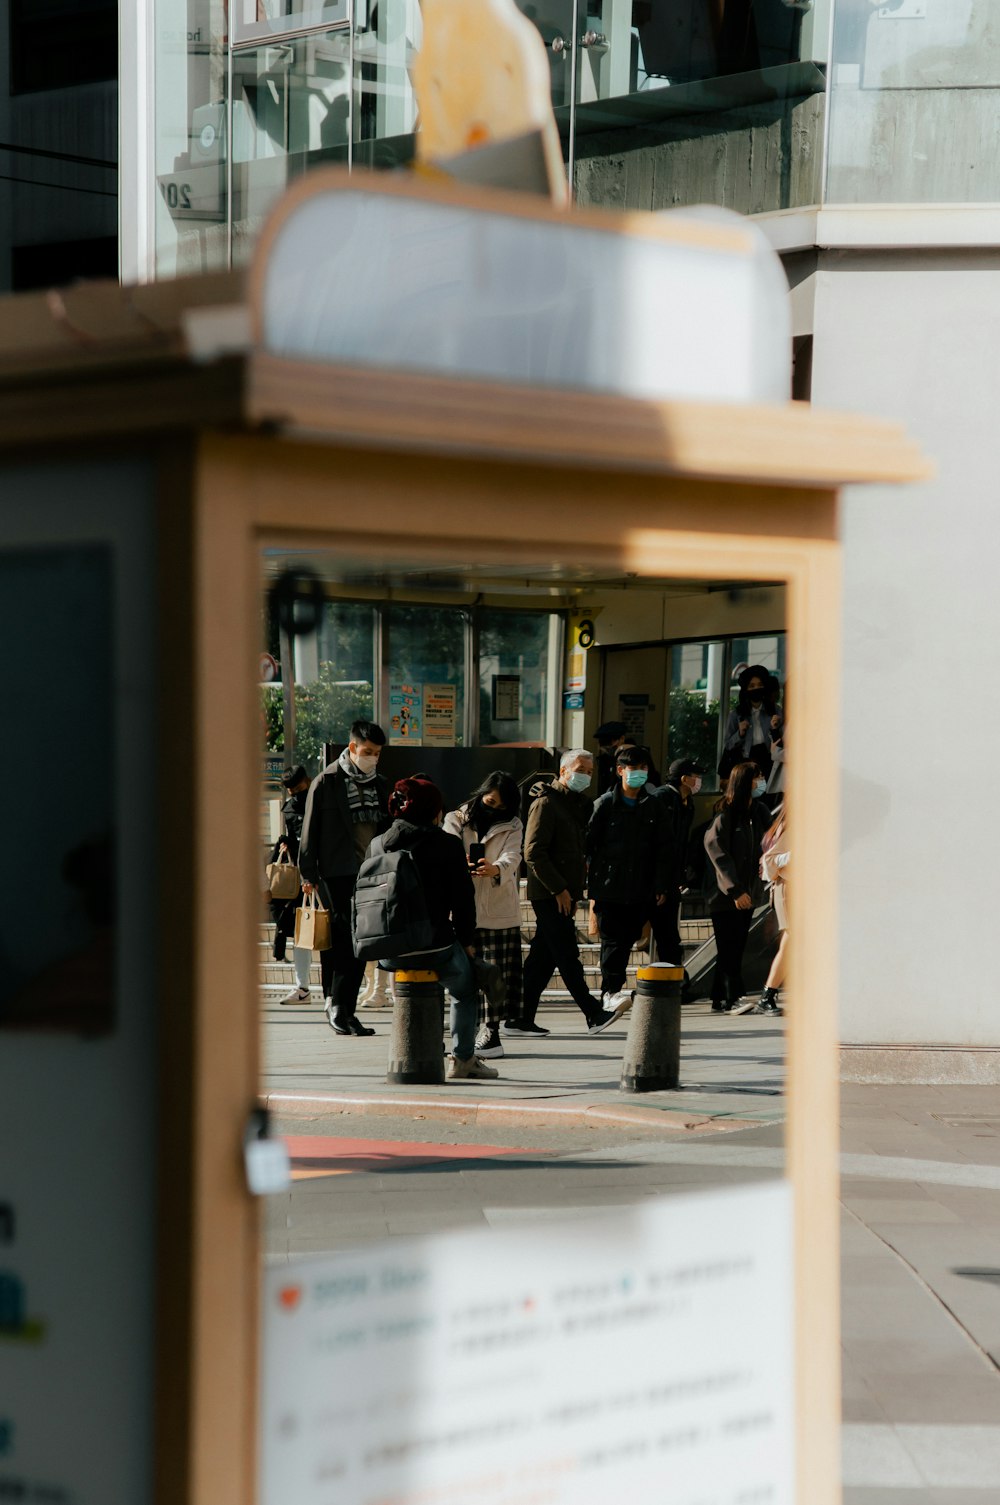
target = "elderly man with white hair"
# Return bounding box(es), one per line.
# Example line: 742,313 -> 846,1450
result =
503,749 -> 625,1039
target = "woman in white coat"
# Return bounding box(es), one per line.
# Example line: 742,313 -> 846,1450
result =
444,771 -> 524,1060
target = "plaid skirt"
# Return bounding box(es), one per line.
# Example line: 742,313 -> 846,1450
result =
474,926 -> 523,1024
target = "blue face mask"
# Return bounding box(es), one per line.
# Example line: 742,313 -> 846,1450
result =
624,769 -> 648,790
753,779 -> 767,798
565,771 -> 592,794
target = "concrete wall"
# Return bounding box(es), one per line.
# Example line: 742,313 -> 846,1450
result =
808,248 -> 1000,1050
574,92 -> 824,215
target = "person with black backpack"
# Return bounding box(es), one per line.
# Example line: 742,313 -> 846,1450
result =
353,777 -> 500,1081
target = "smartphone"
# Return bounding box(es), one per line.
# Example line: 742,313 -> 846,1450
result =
468,842 -> 486,865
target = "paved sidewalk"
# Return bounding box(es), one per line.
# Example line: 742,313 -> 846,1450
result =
262,995 -> 787,1128
263,1001 -> 1000,1500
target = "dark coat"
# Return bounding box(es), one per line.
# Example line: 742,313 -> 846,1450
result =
704,799 -> 771,913
299,761 -> 390,884
654,781 -> 696,892
276,789 -> 307,862
523,780 -> 592,903
586,785 -> 673,904
378,819 -> 477,950
269,788 -> 308,938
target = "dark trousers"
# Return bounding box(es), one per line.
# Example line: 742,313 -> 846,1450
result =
318,876 -> 366,1020
522,897 -> 597,1023
594,899 -> 648,995
711,909 -> 754,1003
650,891 -> 683,967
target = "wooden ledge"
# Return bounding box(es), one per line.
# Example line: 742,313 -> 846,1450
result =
246,352 -> 932,490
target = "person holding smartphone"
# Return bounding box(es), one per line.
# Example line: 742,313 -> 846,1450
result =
443,771 -> 524,1059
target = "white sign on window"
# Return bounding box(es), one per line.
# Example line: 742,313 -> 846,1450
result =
261,1181 -> 794,1505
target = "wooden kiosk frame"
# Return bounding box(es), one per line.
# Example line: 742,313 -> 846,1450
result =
0,178 -> 925,1505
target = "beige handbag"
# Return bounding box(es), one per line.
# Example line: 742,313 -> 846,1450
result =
294,889 -> 332,952
266,849 -> 300,900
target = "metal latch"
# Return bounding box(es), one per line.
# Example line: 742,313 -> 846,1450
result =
244,1107 -> 292,1196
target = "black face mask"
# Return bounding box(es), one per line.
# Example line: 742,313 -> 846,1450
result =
747,689 -> 765,704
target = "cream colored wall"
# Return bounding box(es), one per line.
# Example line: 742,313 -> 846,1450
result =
560,584 -> 786,747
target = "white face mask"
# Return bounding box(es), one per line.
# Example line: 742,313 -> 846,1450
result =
689,776 -> 703,795
753,778 -> 767,798
353,750 -> 379,775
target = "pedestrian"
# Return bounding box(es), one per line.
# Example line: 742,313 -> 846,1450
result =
704,760 -> 771,1012
443,771 -> 524,1060
653,756 -> 704,969
719,664 -> 783,782
298,719 -> 390,1036
586,745 -> 673,1010
376,776 -> 499,1081
271,764 -> 314,1004
734,804 -> 788,1016
508,749 -> 624,1038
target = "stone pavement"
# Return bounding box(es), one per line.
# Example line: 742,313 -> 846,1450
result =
262,1000 -> 1000,1500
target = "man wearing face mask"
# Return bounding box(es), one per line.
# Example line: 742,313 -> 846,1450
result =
510,749 -> 624,1037
720,664 -> 782,782
299,719 -> 390,1036
652,757 -> 705,972
586,746 -> 673,1008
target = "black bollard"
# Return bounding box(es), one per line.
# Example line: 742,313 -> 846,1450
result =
386,970 -> 445,1085
620,963 -> 684,1093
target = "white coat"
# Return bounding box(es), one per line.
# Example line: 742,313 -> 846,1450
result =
442,805 -> 523,930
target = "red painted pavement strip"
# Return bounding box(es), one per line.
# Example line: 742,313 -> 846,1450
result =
285,1133 -> 548,1180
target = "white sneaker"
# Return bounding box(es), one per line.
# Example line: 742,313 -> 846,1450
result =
280,985 -> 311,1006
447,1055 -> 500,1080
602,989 -> 633,1015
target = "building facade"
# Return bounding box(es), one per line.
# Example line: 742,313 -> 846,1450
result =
114,0 -> 1000,1075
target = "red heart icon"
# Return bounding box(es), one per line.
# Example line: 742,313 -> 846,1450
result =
278,1285 -> 303,1312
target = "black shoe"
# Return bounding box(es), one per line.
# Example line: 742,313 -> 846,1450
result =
711,999 -> 726,1012
502,1019 -> 551,1037
347,1017 -> 376,1036
586,1008 -> 621,1035
750,997 -> 784,1017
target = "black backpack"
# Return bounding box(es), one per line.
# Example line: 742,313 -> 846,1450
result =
352,833 -> 435,961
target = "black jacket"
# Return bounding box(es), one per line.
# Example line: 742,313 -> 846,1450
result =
299,762 -> 390,883
704,800 -> 771,913
586,786 -> 673,904
655,781 -> 696,892
379,819 -> 477,950
275,788 -> 307,862
523,780 -> 592,903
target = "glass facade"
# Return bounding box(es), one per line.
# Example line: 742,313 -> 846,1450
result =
149,0 -> 830,276
827,1 -> 1000,203
667,632 -> 785,788
263,598 -> 561,769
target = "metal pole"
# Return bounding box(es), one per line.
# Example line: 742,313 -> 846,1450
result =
279,619 -> 296,765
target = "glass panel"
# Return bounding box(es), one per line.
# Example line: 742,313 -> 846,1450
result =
827,0 -> 1000,203
352,0 -> 420,171
478,610 -> 553,746
153,0 -> 229,277
233,0 -> 348,46
386,605 -> 466,747
262,599 -> 375,775
231,30 -> 351,266
667,639 -> 726,787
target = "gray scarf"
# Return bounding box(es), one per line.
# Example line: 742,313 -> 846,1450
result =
338,747 -> 382,825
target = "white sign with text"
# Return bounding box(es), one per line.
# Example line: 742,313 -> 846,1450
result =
262,1181 -> 794,1505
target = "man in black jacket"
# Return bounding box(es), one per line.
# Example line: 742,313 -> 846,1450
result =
587,745 -> 673,1005
510,749 -> 622,1037
651,756 -> 704,970
299,720 -> 390,1036
378,777 -> 498,1081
